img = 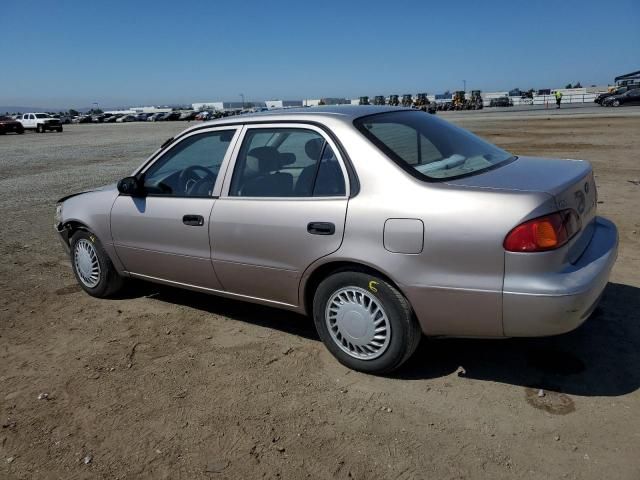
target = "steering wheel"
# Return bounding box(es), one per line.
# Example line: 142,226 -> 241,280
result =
177,166 -> 216,195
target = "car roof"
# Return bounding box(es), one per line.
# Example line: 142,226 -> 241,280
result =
185,105 -> 412,133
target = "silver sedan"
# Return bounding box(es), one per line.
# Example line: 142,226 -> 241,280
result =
55,106 -> 618,373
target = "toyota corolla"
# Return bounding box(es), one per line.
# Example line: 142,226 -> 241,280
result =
55,106 -> 618,373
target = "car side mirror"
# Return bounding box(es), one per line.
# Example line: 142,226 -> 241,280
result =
117,176 -> 144,196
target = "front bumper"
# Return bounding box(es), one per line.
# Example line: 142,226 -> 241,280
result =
502,216 -> 618,337
55,222 -> 71,255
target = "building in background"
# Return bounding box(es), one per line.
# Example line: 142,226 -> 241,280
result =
615,70 -> 640,87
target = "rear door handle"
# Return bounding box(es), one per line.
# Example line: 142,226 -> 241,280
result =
183,214 -> 204,226
307,222 -> 335,235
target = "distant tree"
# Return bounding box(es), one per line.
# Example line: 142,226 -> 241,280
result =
565,83 -> 573,89
69,109 -> 79,116
318,99 -> 326,105
574,82 -> 582,88
88,108 -> 103,115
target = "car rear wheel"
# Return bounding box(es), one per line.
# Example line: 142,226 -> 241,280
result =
313,271 -> 421,374
17,127 -> 24,134
70,230 -> 125,298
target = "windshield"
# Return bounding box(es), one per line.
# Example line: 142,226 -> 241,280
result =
354,110 -> 514,180
35,114 -> 50,119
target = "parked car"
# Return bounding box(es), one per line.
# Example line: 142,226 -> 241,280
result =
195,111 -> 213,121
601,88 -> 640,107
148,113 -> 165,122
489,97 -> 513,107
594,85 -> 639,105
76,115 -> 93,124
54,106 -> 618,374
0,115 -> 25,134
116,114 -> 137,123
104,115 -> 118,123
179,111 -> 197,121
161,112 -> 181,121
18,113 -> 63,132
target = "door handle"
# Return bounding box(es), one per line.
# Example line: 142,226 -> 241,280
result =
183,214 -> 204,226
307,222 -> 335,235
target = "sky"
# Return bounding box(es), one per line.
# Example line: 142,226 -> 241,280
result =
1,0 -> 638,109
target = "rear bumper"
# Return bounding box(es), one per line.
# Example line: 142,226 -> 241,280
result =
502,216 -> 618,336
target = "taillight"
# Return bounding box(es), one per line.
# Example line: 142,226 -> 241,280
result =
504,209 -> 581,252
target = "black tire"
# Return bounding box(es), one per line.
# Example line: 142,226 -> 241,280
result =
313,270 -> 422,374
37,124 -> 44,133
57,127 -> 63,132
70,230 -> 125,298
17,127 -> 24,134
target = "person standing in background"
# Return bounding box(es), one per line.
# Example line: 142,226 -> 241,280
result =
555,90 -> 563,108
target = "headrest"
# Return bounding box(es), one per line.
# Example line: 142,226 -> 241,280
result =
305,138 -> 325,161
248,146 -> 281,173
279,152 -> 296,166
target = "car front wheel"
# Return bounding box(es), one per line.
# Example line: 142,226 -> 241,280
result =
612,99 -> 621,107
313,271 -> 422,374
70,230 -> 125,298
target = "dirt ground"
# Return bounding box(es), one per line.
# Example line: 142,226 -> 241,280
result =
1,112 -> 639,480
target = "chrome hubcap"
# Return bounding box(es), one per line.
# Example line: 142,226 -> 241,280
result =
74,239 -> 100,288
325,287 -> 391,360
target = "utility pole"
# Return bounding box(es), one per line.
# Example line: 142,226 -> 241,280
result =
240,93 -> 245,109
462,80 -> 466,92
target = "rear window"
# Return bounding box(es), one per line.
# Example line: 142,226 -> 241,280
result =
35,114 -> 50,119
354,110 -> 514,180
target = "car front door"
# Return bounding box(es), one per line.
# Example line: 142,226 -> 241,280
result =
23,114 -> 34,128
627,90 -> 640,105
111,127 -> 240,289
211,124 -> 350,306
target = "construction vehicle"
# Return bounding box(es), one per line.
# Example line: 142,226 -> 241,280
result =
414,93 -> 437,114
359,96 -> 370,105
470,90 -> 484,109
373,96 -> 386,106
388,94 -> 399,106
401,94 -> 413,107
452,91 -> 467,110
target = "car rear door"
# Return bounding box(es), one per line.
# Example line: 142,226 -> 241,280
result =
211,124 -> 350,306
111,127 -> 240,289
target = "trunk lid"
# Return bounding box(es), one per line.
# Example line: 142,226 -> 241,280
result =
447,156 -> 598,260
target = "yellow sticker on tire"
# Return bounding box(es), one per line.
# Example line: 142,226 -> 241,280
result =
368,280 -> 378,293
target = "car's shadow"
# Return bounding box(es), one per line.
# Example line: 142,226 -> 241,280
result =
131,281 -> 640,397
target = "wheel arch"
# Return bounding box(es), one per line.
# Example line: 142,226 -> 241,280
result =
301,259 -> 406,317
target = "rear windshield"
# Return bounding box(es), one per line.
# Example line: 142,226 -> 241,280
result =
35,114 -> 50,119
354,110 -> 514,180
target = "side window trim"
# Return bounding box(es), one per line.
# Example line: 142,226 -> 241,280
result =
139,126 -> 241,198
219,123 -> 349,199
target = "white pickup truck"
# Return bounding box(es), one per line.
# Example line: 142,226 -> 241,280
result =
18,113 -> 63,133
